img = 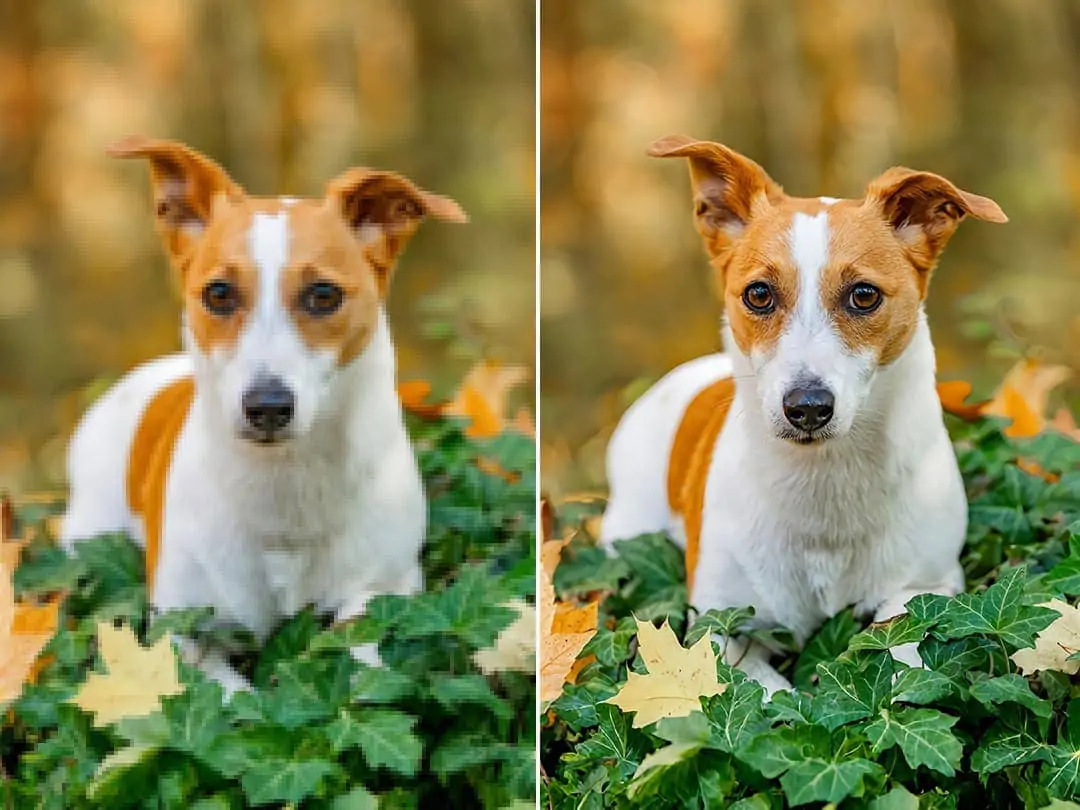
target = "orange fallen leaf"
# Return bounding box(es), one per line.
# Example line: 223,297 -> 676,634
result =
398,380 -> 447,419
0,563 -> 57,707
937,380 -> 989,421
1017,458 -> 1060,483
540,537 -> 598,705
1051,407 -> 1080,442
984,359 -> 1073,438
446,360 -> 531,439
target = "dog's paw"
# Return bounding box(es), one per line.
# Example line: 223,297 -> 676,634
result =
350,642 -> 383,668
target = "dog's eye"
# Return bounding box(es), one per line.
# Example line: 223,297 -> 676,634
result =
300,282 -> 345,316
202,280 -> 240,316
742,281 -> 776,314
847,283 -> 883,313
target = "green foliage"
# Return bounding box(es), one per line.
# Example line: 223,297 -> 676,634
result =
1,414 -> 535,809
543,420 -> 1080,808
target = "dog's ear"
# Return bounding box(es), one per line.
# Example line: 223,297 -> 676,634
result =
107,136 -> 245,269
325,168 -> 466,292
865,167 -> 1007,274
647,135 -> 784,258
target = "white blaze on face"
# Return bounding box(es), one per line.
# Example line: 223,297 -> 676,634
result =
753,210 -> 875,437
199,208 -> 338,438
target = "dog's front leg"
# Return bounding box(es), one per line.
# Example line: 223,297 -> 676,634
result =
717,635 -> 792,696
871,569 -> 964,669
171,634 -> 251,697
333,567 -> 423,667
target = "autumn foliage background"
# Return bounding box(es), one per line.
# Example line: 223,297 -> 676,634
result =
540,0 -> 1080,494
0,1 -> 535,493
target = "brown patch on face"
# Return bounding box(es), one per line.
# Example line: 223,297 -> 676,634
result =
181,198 -> 260,356
818,202 -> 924,365
718,197 -> 835,359
279,200 -> 382,366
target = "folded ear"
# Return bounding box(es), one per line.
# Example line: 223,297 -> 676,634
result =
325,168 -> 467,292
647,135 -> 784,258
865,167 -> 1007,274
108,136 -> 245,269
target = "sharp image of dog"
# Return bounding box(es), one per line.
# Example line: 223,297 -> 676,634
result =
61,137 -> 466,693
602,135 -> 1007,694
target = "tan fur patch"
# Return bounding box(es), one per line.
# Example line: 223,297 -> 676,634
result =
667,377 -> 735,592
278,201 -> 382,366
182,197 -> 382,366
126,376 -> 195,595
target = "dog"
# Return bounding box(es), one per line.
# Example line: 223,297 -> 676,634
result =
601,135 -> 1006,693
61,137 -> 466,692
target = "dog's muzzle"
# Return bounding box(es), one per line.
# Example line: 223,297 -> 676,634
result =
241,375 -> 295,443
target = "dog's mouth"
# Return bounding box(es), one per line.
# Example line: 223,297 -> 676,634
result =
239,426 -> 293,446
775,426 -> 837,446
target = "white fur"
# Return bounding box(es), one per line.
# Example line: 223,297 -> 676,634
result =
603,213 -> 967,695
62,206 -> 424,692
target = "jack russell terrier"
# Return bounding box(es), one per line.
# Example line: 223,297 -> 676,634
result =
602,136 -> 1006,694
61,137 -> 466,692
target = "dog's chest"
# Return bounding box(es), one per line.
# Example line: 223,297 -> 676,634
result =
722,434 -> 912,621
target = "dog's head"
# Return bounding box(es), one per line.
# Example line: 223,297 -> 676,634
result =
110,136 -> 466,445
649,135 -> 1006,445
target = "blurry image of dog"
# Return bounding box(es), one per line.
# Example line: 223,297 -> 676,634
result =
602,135 -> 1006,693
61,137 -> 466,692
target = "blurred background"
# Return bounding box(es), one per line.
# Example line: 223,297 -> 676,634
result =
541,0 -> 1080,495
0,0 -> 535,492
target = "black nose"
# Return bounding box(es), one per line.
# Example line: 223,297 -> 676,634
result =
242,377 -> 295,435
782,386 -> 835,432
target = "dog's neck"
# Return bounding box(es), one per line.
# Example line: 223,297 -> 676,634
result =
724,309 -> 942,461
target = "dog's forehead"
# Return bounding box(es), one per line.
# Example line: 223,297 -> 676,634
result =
739,195 -> 902,276
202,197 -> 356,266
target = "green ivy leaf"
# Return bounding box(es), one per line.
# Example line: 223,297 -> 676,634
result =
848,614 -> 931,652
814,651 -> 894,729
890,668 -> 959,706
779,757 -> 883,806
969,674 -> 1053,718
736,724 -> 830,778
865,706 -> 963,776
702,680 -> 769,753
684,607 -> 756,646
794,610 -> 859,687
240,758 -> 341,805
937,565 -> 1059,649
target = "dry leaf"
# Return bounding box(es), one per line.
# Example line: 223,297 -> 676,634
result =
1051,407 -> 1080,441
1011,599 -> 1080,675
398,380 -> 447,419
936,380 -> 989,421
983,359 -> 1073,438
539,538 -> 598,704
602,618 -> 727,728
69,623 -> 184,726
0,565 -> 57,706
473,598 -> 536,675
446,360 -> 530,438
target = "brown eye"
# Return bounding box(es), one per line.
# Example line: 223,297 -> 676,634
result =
300,282 -> 344,316
202,280 -> 240,316
847,283 -> 883,313
742,281 -> 775,314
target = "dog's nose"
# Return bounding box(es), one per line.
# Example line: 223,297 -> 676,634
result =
782,386 -> 835,432
242,377 -> 295,435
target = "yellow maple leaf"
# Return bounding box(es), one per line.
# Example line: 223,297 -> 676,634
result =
70,623 -> 185,726
0,553 -> 58,706
603,618 -> 727,728
473,598 -> 536,675
539,538 -> 598,705
1011,599 -> 1080,676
